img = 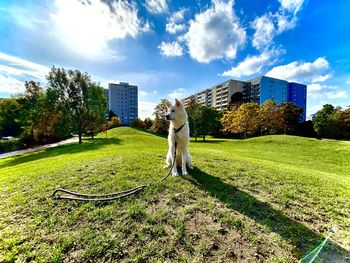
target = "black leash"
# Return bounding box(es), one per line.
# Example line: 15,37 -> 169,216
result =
52,141 -> 178,202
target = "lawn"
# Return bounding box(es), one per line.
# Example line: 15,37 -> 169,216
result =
0,127 -> 349,262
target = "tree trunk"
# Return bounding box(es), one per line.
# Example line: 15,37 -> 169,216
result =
78,132 -> 82,144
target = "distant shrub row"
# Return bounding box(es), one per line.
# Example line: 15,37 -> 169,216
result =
149,99 -> 350,140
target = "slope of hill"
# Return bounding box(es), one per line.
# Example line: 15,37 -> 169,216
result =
0,127 -> 349,262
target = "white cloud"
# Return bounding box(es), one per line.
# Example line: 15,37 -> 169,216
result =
166,8 -> 187,34
183,0 -> 246,63
0,74 -> 25,94
276,12 -> 297,33
140,90 -> 147,96
168,88 -> 184,99
0,52 -> 50,80
277,0 -> 305,32
266,57 -> 330,83
153,90 -> 159,94
251,0 -> 305,49
51,0 -> 149,58
145,0 -> 168,14
307,84 -> 347,99
251,13 -> 275,50
307,83 -> 334,97
326,90 -> 347,99
307,82 -> 348,118
307,83 -> 323,94
166,23 -> 186,35
307,104 -> 323,118
169,8 -> 186,21
279,0 -> 304,15
159,41 -> 184,57
221,48 -> 283,78
311,73 -> 332,83
0,52 -> 50,94
139,100 -> 157,119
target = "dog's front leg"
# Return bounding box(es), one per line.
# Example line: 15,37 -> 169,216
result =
171,144 -> 179,176
182,150 -> 188,176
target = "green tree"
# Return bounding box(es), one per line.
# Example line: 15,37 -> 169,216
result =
342,106 -> 350,138
150,99 -> 169,135
84,84 -> 107,139
130,118 -> 145,129
322,105 -> 350,139
47,67 -> 106,144
186,99 -> 201,141
221,102 -> 260,138
313,104 -> 335,138
108,116 -> 121,128
33,87 -> 63,141
17,81 -> 45,141
280,102 -> 303,134
329,108 -> 347,139
144,118 -> 154,129
0,98 -> 21,137
259,100 -> 285,135
193,105 -> 221,141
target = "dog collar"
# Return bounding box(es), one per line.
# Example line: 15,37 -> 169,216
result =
174,123 -> 186,134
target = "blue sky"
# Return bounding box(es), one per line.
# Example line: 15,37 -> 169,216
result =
0,0 -> 349,119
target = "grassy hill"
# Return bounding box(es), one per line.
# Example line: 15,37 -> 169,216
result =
0,127 -> 349,262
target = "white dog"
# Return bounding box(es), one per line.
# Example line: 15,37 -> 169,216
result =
165,99 -> 192,176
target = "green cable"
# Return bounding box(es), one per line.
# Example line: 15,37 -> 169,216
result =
299,226 -> 337,263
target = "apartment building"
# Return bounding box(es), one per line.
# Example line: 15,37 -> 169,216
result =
182,79 -> 246,110
288,82 -> 307,122
106,82 -> 138,125
182,76 -> 307,122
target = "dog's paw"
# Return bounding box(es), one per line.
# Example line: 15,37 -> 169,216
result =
183,172 -> 189,176
172,172 -> 179,176
188,165 -> 194,170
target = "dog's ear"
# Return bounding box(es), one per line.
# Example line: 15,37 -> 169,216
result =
165,100 -> 171,109
175,98 -> 182,107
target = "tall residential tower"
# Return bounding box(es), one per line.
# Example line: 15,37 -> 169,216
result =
106,82 -> 138,125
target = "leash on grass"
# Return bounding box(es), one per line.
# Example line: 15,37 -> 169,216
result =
52,142 -> 176,201
299,226 -> 336,263
52,123 -> 187,202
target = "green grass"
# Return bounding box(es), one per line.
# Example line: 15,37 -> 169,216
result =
0,127 -> 349,262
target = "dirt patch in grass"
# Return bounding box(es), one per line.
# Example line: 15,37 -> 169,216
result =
185,211 -> 260,262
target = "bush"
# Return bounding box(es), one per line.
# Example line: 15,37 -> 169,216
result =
130,118 -> 145,129
108,116 -> 121,129
144,118 -> 154,129
0,139 -> 21,153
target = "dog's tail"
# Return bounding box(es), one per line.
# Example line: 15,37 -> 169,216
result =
186,152 -> 193,169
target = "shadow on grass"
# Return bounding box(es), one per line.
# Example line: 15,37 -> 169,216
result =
186,167 -> 349,260
0,137 -> 122,169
